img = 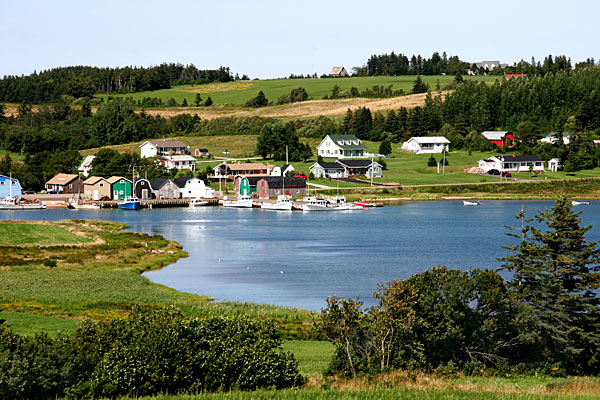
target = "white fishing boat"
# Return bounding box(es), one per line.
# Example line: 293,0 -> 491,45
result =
462,200 -> 481,206
189,198 -> 209,207
572,200 -> 591,206
0,173 -> 46,210
0,196 -> 46,210
68,199 -> 100,209
261,195 -> 292,211
302,196 -> 333,211
329,195 -> 363,210
222,195 -> 253,208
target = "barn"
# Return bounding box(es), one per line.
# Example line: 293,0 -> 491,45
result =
256,177 -> 306,199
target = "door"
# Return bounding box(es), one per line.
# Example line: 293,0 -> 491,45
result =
113,190 -> 118,199
142,189 -> 148,200
93,190 -> 99,201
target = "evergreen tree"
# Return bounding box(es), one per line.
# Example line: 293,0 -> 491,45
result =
501,199 -> 600,373
81,100 -> 92,118
378,138 -> 392,155
245,91 -> 268,107
194,93 -> 202,107
181,98 -> 188,107
204,97 -> 213,107
412,75 -> 429,94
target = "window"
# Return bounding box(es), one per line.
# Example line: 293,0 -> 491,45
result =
0,182 -> 4,185
120,190 -> 124,195
100,183 -> 104,187
120,180 -> 124,184
69,184 -> 73,188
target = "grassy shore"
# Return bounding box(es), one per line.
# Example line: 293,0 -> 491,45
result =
0,220 -> 315,337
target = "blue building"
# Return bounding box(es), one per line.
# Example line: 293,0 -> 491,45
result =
0,175 -> 22,199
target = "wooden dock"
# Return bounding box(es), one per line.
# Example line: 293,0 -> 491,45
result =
98,198 -> 219,209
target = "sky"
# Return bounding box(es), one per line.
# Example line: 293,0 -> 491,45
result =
2,0 -> 598,79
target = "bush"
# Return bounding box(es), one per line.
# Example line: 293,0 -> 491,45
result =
427,156 -> 437,166
245,91 -> 269,108
0,307 -> 303,399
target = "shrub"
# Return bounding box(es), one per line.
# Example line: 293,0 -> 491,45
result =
427,156 -> 437,166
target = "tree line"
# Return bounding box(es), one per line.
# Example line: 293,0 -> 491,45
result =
318,199 -> 600,377
0,64 -> 236,103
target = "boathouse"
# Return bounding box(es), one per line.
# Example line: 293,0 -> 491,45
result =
83,176 -> 111,200
174,176 -> 215,198
45,174 -> 83,194
256,177 -> 306,199
151,178 -> 180,199
0,175 -> 22,199
107,176 -> 132,200
134,179 -> 155,200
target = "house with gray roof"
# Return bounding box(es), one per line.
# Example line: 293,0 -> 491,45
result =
329,66 -> 349,77
140,139 -> 189,159
317,134 -> 368,159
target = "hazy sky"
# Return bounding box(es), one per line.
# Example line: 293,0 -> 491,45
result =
2,0 -> 598,79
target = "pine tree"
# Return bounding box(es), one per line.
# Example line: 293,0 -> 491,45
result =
182,98 -> 188,107
378,138 -> 392,155
204,97 -> 213,107
195,93 -> 202,107
501,198 -> 600,372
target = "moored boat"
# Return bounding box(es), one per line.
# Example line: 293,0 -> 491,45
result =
462,200 -> 481,206
189,198 -> 209,207
0,196 -> 46,210
261,195 -> 292,211
302,196 -> 333,211
222,195 -> 253,208
117,196 -> 140,210
572,200 -> 591,206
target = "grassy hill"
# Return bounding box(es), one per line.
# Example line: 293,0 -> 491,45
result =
99,75 -> 499,106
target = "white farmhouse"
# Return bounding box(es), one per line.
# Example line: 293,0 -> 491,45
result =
174,177 -> 215,198
140,139 -> 189,159
270,163 -> 295,177
540,132 -> 571,145
157,155 -> 197,171
78,155 -> 96,177
401,137 -> 450,154
478,155 -> 545,173
317,135 -> 368,159
309,160 -> 383,179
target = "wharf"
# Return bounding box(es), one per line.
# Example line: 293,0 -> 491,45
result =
98,198 -> 219,209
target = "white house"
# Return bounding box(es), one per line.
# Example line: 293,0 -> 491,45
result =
317,134 -> 368,159
78,155 -> 96,177
310,160 -> 383,179
401,137 -> 450,154
140,139 -> 189,159
548,158 -> 562,172
270,163 -> 295,177
157,155 -> 197,171
174,177 -> 215,198
540,132 -> 571,145
478,155 -> 545,173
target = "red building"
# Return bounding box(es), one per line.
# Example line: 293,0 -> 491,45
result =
481,131 -> 514,147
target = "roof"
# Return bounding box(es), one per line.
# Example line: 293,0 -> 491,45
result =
474,61 -> 500,69
330,66 -> 346,75
495,155 -> 544,162
312,162 -> 344,170
82,176 -> 108,185
481,131 -> 511,140
141,140 -> 188,148
223,163 -> 269,171
408,136 -> 450,144
80,155 -> 96,167
235,176 -> 263,186
323,135 -> 368,151
159,155 -> 197,162
338,160 -> 382,168
151,177 -> 174,190
196,148 -> 209,152
174,176 -> 195,188
46,173 -> 80,185
107,176 -> 131,184
259,177 -> 306,189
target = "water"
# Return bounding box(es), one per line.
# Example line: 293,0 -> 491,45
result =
2,201 -> 599,311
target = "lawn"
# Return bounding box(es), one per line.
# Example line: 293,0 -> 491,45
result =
0,222 -> 94,246
0,311 -> 77,336
98,75 -> 499,107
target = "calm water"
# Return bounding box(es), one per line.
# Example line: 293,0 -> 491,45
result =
2,201 -> 599,311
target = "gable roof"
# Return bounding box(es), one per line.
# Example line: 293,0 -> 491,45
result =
82,176 -> 108,185
223,163 -> 269,171
174,176 -> 195,188
46,173 -> 80,185
337,160 -> 382,168
259,176 -> 306,189
106,176 -> 132,184
235,176 -> 264,186
330,66 -> 347,75
408,136 -> 450,144
495,155 -> 544,162
151,177 -> 174,190
322,134 -> 368,151
481,131 -> 511,140
158,155 -> 197,162
141,140 -> 188,148
312,161 -> 345,170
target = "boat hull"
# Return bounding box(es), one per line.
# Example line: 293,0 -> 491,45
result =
0,203 -> 46,210
223,200 -> 253,208
117,202 -> 140,210
261,203 -> 292,211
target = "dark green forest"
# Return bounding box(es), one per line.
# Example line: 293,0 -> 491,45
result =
0,64 -> 236,103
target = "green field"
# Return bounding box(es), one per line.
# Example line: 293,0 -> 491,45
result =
99,75 -> 499,106
0,311 -> 77,336
0,222 -> 94,246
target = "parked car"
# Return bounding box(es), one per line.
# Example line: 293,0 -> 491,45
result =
488,169 -> 500,175
294,173 -> 308,179
47,189 -> 61,194
22,189 -> 36,195
501,171 -> 512,178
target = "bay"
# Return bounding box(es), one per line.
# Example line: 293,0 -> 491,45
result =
1,201 -> 598,311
